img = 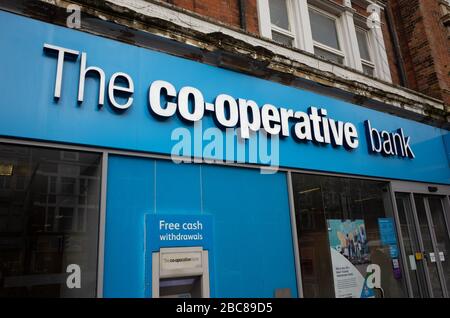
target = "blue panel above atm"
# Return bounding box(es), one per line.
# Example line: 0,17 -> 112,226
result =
104,155 -> 298,298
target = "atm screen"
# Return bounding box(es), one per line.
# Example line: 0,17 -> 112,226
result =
159,276 -> 202,298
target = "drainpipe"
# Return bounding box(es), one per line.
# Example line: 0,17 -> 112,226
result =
238,0 -> 247,30
385,1 -> 408,87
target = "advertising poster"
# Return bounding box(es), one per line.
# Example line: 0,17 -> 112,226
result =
378,218 -> 402,279
327,219 -> 374,298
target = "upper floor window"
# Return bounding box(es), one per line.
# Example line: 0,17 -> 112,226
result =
268,0 -> 295,46
355,27 -> 374,76
309,6 -> 344,65
257,0 -> 392,82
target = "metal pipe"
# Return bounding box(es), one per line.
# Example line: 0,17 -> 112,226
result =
238,0 -> 247,30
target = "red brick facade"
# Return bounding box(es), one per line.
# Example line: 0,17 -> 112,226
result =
390,0 -> 450,104
161,0 -> 259,34
163,0 -> 449,105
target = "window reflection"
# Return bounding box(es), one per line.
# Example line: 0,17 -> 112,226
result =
0,143 -> 101,297
292,173 -> 408,298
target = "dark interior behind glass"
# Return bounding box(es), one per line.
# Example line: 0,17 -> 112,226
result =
0,143 -> 101,297
292,173 -> 408,298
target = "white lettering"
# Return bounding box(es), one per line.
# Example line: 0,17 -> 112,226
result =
178,86 -> 204,122
149,80 -> 177,117
43,44 -> 416,160
108,72 -> 134,110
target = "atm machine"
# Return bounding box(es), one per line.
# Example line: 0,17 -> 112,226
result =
152,246 -> 210,298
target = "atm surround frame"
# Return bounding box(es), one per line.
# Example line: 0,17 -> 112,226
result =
151,246 -> 210,298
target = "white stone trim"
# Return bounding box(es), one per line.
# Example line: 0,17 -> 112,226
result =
355,2 -> 392,82
369,18 -> 393,82
256,0 -> 272,39
340,7 -> 364,71
293,0 -> 314,53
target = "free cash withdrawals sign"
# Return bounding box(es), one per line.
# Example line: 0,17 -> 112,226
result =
145,214 -> 213,251
144,214 -> 213,297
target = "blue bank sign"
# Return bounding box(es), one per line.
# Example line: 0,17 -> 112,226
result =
43,43 -> 415,159
0,11 -> 449,183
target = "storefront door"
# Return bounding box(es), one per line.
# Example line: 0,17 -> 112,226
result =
392,182 -> 450,298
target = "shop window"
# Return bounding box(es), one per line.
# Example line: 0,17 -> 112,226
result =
309,7 -> 344,65
15,175 -> 26,190
0,143 -> 101,297
291,173 -> 408,298
61,150 -> 79,161
0,175 -> 11,189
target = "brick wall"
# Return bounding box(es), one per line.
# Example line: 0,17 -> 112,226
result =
162,0 -> 259,34
389,0 -> 450,104
419,0 -> 450,105
380,9 -> 402,86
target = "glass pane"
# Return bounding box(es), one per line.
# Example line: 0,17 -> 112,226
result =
293,176 -> 333,298
428,197 -> 450,294
362,64 -> 374,77
292,173 -> 408,298
269,0 -> 290,30
356,29 -> 371,61
272,30 -> 294,46
414,195 -> 444,298
314,46 -> 344,64
309,8 -> 340,49
0,143 -> 101,297
395,194 -> 429,297
160,276 -> 202,298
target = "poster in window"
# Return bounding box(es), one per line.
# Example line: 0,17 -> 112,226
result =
327,219 -> 374,298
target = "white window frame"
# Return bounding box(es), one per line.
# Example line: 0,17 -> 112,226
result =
257,0 -> 314,52
308,5 -> 346,65
268,0 -> 297,47
257,0 -> 392,83
355,26 -> 375,76
353,3 -> 392,82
